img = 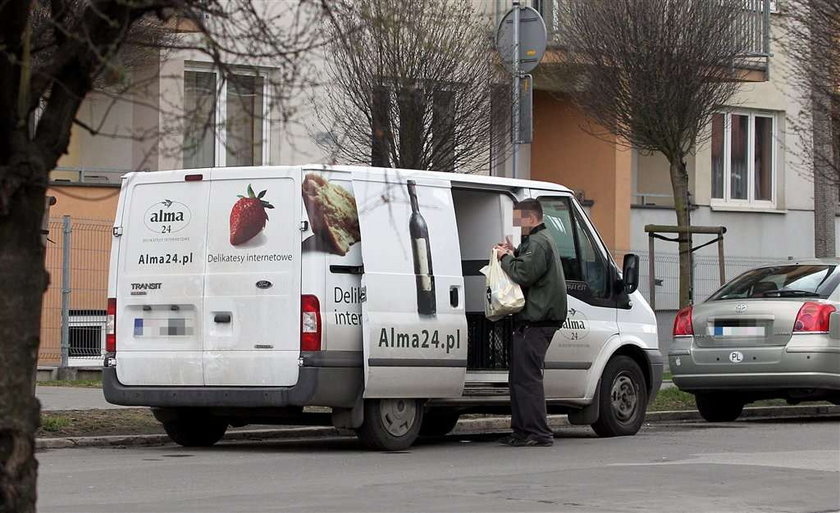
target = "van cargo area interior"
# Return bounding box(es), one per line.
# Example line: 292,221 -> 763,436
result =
453,188 -> 518,371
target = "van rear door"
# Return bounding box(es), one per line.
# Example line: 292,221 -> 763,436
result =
352,171 -> 468,398
202,168 -> 301,386
116,170 -> 211,386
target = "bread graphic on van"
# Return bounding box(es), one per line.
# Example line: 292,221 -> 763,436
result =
229,184 -> 274,245
302,173 -> 361,255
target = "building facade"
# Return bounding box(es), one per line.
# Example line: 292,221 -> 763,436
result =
45,0 -> 830,364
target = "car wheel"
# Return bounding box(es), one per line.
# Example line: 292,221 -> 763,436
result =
419,410 -> 461,437
591,356 -> 648,437
356,399 -> 423,451
695,392 -> 744,422
162,415 -> 228,447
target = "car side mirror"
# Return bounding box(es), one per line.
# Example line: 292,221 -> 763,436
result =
622,253 -> 640,294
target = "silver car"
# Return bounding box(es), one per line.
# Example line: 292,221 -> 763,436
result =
669,259 -> 840,421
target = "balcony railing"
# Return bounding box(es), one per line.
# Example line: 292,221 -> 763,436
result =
529,0 -> 772,62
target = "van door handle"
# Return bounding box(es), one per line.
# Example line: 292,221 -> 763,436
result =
214,313 -> 231,324
450,286 -> 459,308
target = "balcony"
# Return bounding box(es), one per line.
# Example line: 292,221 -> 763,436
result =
529,0 -> 772,82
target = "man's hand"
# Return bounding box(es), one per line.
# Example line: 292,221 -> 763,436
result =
494,244 -> 513,260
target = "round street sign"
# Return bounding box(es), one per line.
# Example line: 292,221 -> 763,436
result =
496,6 -> 548,74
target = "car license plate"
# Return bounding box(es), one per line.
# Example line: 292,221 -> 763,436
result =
708,325 -> 765,337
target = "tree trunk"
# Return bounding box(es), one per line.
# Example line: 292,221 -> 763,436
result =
812,88 -> 837,258
0,181 -> 48,513
668,157 -> 692,308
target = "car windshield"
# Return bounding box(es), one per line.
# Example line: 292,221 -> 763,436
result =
708,265 -> 839,301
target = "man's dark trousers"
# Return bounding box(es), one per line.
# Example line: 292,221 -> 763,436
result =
509,325 -> 556,442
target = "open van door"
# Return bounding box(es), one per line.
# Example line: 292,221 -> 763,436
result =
352,172 -> 468,398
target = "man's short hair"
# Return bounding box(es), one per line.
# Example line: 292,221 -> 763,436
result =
514,198 -> 543,220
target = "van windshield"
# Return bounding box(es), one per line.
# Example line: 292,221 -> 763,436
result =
708,265 -> 839,300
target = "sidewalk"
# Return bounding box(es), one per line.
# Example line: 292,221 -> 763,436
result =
36,386 -> 129,411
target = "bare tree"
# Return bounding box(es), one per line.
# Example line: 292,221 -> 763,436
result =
0,2 -> 339,511
317,0 -> 508,173
781,0 -> 839,257
549,0 -> 752,308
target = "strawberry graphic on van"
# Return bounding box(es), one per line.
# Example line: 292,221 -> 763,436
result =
229,184 -> 273,245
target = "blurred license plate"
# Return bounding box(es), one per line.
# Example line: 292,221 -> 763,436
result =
708,325 -> 765,337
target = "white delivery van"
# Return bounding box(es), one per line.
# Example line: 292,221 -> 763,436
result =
104,165 -> 662,450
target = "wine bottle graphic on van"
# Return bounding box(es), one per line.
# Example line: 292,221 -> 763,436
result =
407,180 -> 436,316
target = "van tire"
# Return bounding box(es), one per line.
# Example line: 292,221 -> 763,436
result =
162,416 -> 228,447
591,356 -> 648,437
356,399 -> 423,451
419,410 -> 460,437
695,392 -> 744,422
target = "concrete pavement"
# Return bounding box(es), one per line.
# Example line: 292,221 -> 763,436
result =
36,417 -> 840,513
36,386 -> 129,411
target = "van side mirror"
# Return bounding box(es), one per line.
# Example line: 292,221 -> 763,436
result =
622,253 -> 640,294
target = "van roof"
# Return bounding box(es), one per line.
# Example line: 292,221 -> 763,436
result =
122,164 -> 573,194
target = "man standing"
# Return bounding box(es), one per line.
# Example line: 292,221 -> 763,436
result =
496,199 -> 567,447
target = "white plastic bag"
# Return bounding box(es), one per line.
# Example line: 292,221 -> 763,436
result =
480,248 -> 525,322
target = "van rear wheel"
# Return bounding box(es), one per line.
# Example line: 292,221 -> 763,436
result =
356,399 -> 423,451
591,356 -> 648,437
162,415 -> 228,447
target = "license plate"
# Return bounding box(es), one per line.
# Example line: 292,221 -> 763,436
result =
134,317 -> 194,337
708,325 -> 765,337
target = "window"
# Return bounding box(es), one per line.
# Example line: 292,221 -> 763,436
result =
183,69 -> 267,169
539,196 -> 612,304
708,265 -> 839,300
711,111 -> 776,206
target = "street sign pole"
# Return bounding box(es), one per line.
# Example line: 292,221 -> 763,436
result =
496,3 -> 545,179
512,0 -> 520,179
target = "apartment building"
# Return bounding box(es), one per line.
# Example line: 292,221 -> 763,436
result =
44,0 -> 824,364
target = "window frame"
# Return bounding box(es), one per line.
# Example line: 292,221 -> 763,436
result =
183,64 -> 271,168
710,110 -> 777,209
536,193 -> 622,309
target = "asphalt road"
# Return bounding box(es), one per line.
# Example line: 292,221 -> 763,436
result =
37,418 -> 840,513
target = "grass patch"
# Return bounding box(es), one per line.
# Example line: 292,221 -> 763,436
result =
649,388 -> 801,412
38,409 -> 163,438
38,379 -> 102,388
40,416 -> 72,433
662,371 -> 673,381
648,387 -> 695,411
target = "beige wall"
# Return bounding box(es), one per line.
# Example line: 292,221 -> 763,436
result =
530,91 -> 631,253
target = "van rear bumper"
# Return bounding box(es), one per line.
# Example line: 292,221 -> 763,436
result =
103,352 -> 363,408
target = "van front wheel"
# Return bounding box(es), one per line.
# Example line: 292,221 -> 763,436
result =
162,416 -> 228,447
591,356 -> 648,437
356,399 -> 423,451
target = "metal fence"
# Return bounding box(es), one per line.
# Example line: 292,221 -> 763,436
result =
632,251 -> 778,311
41,216 -> 112,367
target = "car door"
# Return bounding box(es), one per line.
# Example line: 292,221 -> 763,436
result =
352,171 -> 468,399
535,194 -> 620,399
202,168 -> 302,386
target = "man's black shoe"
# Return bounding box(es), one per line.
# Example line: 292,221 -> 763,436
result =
505,437 -> 554,447
498,434 -> 524,445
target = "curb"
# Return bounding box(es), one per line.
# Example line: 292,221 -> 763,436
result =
36,404 -> 840,450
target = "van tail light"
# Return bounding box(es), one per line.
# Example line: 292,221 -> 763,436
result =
673,305 -> 694,337
301,295 -> 322,351
106,298 -> 117,352
793,302 -> 835,333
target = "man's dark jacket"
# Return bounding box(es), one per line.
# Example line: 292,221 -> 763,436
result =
500,224 -> 567,326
